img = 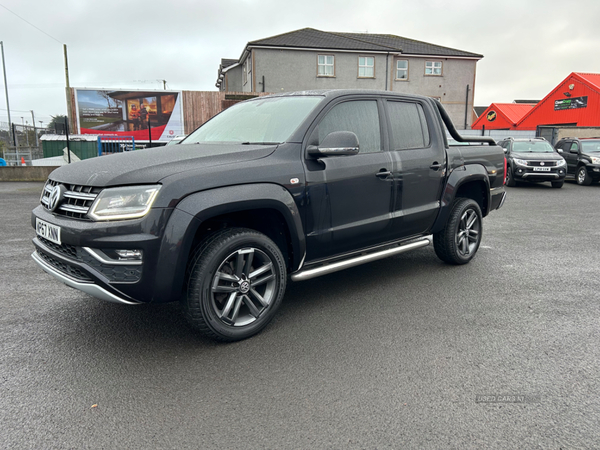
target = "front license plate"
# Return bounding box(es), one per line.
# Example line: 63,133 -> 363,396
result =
533,167 -> 551,172
36,218 -> 61,245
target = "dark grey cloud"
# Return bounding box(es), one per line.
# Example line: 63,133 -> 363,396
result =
1,0 -> 598,124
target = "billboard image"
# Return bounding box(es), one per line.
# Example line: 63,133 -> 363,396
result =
74,89 -> 184,142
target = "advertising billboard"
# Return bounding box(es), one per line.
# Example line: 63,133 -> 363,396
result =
74,89 -> 184,142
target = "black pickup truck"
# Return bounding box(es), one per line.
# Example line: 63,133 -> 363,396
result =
31,90 -> 506,341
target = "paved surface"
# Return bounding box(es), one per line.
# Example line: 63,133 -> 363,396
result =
1,181 -> 599,449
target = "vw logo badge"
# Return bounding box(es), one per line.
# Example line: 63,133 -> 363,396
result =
239,281 -> 250,294
48,185 -> 65,212
540,162 -> 545,166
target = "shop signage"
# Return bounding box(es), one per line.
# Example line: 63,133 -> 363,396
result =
554,96 -> 588,111
486,110 -> 497,122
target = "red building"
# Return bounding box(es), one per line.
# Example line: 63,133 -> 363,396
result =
472,103 -> 535,130
516,72 -> 600,130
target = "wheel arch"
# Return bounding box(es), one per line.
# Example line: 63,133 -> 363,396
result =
431,165 -> 490,234
153,184 -> 304,303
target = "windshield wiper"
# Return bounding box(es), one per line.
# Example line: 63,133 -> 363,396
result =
241,142 -> 281,145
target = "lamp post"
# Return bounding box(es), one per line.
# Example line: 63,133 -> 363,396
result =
1,41 -> 12,145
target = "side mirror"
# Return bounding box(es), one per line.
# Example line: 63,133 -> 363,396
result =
307,131 -> 359,157
503,147 -> 508,154
556,148 -> 563,153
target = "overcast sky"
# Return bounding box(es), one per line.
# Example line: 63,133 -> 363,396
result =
1,0 -> 599,126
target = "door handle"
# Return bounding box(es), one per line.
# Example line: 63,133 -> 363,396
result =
430,162 -> 442,170
375,169 -> 392,178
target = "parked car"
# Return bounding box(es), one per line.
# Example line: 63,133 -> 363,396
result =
498,137 -> 567,188
31,90 -> 506,341
554,137 -> 600,185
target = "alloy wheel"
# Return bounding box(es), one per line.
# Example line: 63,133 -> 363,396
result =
210,248 -> 276,327
455,208 -> 480,257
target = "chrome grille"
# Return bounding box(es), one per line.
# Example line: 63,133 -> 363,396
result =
41,180 -> 102,220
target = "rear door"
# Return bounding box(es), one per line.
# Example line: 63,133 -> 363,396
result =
384,99 -> 446,238
303,97 -> 395,261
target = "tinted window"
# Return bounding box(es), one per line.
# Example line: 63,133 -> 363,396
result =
570,142 -> 579,152
318,100 -> 381,153
387,101 -> 430,150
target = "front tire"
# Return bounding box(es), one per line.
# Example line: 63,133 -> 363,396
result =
182,228 -> 287,342
551,180 -> 564,188
434,198 -> 483,265
506,166 -> 517,187
577,166 -> 592,186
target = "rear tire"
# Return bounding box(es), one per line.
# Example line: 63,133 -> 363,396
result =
551,181 -> 564,189
181,228 -> 287,342
434,198 -> 483,265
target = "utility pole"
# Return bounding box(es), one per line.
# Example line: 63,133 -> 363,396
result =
162,79 -> 166,90
1,41 -> 12,144
31,110 -> 38,146
63,44 -> 72,132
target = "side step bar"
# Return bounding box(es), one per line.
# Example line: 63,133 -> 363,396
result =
291,237 -> 431,282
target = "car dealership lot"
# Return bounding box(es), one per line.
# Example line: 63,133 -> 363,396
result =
1,181 -> 600,449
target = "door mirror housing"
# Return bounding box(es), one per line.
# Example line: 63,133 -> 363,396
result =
307,131 -> 360,157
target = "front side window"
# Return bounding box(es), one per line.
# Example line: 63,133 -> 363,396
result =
185,96 -> 323,147
425,61 -> 442,76
318,55 -> 335,77
570,142 -> 579,152
387,101 -> 430,150
396,60 -> 408,80
318,100 -> 381,153
358,57 -> 375,78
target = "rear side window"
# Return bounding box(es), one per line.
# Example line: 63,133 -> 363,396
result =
387,101 -> 430,150
318,100 -> 381,153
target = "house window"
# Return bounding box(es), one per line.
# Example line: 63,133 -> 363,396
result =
318,55 -> 335,77
425,61 -> 442,76
358,56 -> 375,78
396,60 -> 408,80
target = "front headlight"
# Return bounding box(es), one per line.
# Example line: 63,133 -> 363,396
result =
88,185 -> 161,221
513,158 -> 528,166
556,159 -> 567,167
591,156 -> 600,165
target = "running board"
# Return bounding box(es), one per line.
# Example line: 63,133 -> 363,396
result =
291,237 -> 431,282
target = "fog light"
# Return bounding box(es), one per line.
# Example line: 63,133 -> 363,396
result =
115,250 -> 143,261
594,168 -> 600,172
518,169 -> 523,173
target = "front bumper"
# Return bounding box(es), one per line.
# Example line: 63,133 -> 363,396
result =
513,166 -> 566,182
31,205 -> 174,304
31,250 -> 140,304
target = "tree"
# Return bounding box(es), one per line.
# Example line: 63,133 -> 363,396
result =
48,115 -> 68,133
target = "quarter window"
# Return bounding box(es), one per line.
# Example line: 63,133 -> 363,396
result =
425,61 -> 442,76
318,100 -> 381,153
358,57 -> 375,78
387,101 -> 430,150
318,55 -> 335,77
396,60 -> 408,80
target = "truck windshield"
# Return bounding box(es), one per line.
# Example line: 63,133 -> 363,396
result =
185,96 -> 323,145
513,141 -> 554,153
581,140 -> 600,153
